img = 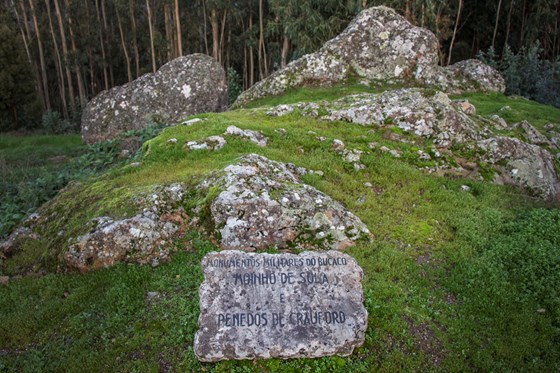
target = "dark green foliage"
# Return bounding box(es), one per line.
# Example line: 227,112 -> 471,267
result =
41,111 -> 75,134
39,99 -> 83,134
0,7 -> 40,131
227,68 -> 242,107
268,0 -> 360,59
0,124 -> 165,238
478,44 -> 560,108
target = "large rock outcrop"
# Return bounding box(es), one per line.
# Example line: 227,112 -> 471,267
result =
198,154 -> 371,251
318,88 -> 480,148
321,6 -> 439,82
264,87 -> 559,200
233,7 -> 504,108
234,7 -> 438,107
433,59 -> 507,95
81,54 -> 227,144
478,137 -> 560,200
64,184 -> 189,271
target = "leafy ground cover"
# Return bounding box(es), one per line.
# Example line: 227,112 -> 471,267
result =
0,125 -> 166,239
0,135 -> 85,238
1,91 -> 559,372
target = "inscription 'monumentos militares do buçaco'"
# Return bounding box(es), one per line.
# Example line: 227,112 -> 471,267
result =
194,250 -> 368,361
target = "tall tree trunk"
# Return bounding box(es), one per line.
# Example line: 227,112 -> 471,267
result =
258,0 -> 267,79
101,0 -> 114,86
280,3 -> 291,69
249,11 -> 254,86
210,8 -> 219,60
492,0 -> 503,49
226,22 -> 231,68
164,3 -> 174,60
84,0 -> 95,96
45,0 -> 68,117
202,0 -> 209,55
447,0 -> 463,66
146,0 -> 156,72
553,2 -> 559,59
29,0 -> 51,111
243,45 -> 247,89
129,0 -> 140,77
53,0 -> 75,106
115,7 -> 132,82
435,4 -> 445,63
11,0 -> 42,102
65,0 -> 86,105
518,0 -> 525,47
404,0 -> 412,22
281,35 -> 290,68
174,0 -> 182,56
504,0 -> 515,51
95,0 -> 109,90
219,9 -> 227,64
11,1 -> 31,63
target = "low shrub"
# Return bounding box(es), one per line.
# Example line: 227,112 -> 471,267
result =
0,124 -> 165,238
478,44 -> 560,108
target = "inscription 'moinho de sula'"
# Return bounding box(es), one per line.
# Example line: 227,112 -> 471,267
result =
194,250 -> 367,361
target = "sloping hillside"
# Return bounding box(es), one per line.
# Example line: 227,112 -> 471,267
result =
1,85 -> 559,371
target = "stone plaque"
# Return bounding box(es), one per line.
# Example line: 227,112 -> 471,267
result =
194,250 -> 367,361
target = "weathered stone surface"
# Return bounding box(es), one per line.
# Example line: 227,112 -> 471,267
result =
233,6 -> 438,107
434,59 -> 506,94
306,88 -> 480,147
194,250 -> 367,361
81,54 -> 227,144
182,117 -> 206,126
184,136 -> 227,151
224,126 -> 268,147
65,184 -> 189,271
451,99 -> 476,115
234,7 -> 502,108
0,227 -> 39,258
321,6 -> 438,82
266,104 -> 294,117
478,137 -> 560,200
199,154 -> 370,251
490,114 -> 508,129
331,139 -> 345,151
258,88 -> 559,200
518,120 -> 552,146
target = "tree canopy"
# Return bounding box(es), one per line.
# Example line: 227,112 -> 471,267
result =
1,0 -> 560,129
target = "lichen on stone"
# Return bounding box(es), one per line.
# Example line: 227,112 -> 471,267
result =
197,154 -> 371,251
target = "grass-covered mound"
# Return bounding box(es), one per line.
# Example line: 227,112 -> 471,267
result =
1,88 -> 559,372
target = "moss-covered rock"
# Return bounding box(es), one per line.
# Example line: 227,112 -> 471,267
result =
199,154 -> 371,251
233,7 -> 503,108
82,54 -> 227,144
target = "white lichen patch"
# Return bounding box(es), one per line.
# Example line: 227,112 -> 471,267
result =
181,84 -> 192,99
200,154 -> 371,251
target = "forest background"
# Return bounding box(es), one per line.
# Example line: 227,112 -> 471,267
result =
1,0 -> 560,132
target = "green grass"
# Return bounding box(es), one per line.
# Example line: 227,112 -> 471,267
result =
0,134 -> 84,164
455,92 -> 560,129
1,90 -> 560,371
0,134 -> 86,238
243,82 -> 404,109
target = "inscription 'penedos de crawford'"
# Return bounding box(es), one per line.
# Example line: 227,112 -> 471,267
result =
194,250 -> 367,362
